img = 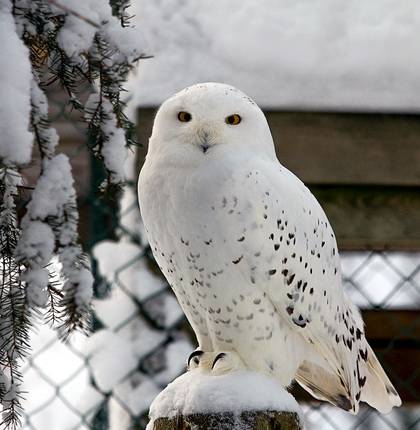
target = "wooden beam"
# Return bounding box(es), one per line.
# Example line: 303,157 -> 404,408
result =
363,310 -> 420,404
137,108 -> 155,164
310,186 -> 420,250
137,109 -> 420,186
363,309 -> 420,341
266,111 -> 420,186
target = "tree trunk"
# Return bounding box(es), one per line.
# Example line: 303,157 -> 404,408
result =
151,410 -> 302,430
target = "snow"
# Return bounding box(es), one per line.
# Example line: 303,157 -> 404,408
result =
12,153 -> 93,311
25,154 -> 75,220
88,330 -> 139,392
17,221 -> 55,268
30,79 -> 59,157
128,0 -> 420,112
16,221 -> 55,306
57,6 -> 97,58
4,3 -> 415,428
93,240 -> 167,301
153,339 -> 193,385
94,285 -> 138,329
114,374 -> 161,416
129,262 -> 168,301
22,268 -> 50,307
148,369 -> 303,428
90,153 -> 196,427
2,380 -> 22,424
0,2 -> 33,165
123,320 -> 166,359
73,267 -> 94,307
93,240 -> 140,280
159,292 -> 184,328
32,338 -> 85,385
20,324 -> 102,430
99,100 -> 127,184
0,0 -> 145,425
0,168 -> 21,219
85,93 -> 127,184
56,0 -> 144,61
103,21 -> 146,63
15,154 -> 92,308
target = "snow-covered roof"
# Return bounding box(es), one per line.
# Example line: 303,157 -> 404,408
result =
129,0 -> 420,112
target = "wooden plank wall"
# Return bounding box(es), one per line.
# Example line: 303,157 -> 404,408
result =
137,109 -> 420,250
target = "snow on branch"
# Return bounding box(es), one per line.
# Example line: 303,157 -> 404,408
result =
0,4 -> 33,166
0,0 -> 148,427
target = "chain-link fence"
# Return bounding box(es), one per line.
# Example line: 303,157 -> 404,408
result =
18,85 -> 420,430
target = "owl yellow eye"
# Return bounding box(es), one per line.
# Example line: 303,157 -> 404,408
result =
225,114 -> 241,125
178,111 -> 192,122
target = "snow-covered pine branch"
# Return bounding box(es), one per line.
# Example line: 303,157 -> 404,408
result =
0,0 -> 147,427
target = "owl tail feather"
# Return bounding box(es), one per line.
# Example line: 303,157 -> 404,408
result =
360,345 -> 401,414
295,360 -> 356,413
295,347 -> 402,414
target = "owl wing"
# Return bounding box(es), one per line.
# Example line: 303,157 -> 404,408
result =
214,157 -> 400,413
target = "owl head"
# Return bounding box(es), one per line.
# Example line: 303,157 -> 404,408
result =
147,83 -> 275,165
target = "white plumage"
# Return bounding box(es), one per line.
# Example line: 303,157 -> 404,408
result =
138,82 -> 401,414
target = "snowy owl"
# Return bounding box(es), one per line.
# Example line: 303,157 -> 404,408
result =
138,83 -> 401,414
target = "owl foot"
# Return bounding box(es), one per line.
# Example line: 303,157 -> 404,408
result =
187,349 -> 246,375
212,352 -> 226,369
210,351 -> 246,375
187,350 -> 220,371
187,349 -> 204,369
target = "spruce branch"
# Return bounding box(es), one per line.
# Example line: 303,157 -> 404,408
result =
48,0 -> 101,29
1,1 -> 149,426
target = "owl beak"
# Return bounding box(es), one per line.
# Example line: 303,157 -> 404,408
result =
197,129 -> 212,154
198,132 -> 211,154
200,143 -> 210,153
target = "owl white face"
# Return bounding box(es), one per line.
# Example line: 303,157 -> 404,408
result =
147,82 -> 275,164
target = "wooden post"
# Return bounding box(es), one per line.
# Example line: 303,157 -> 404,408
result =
151,410 -> 302,429
147,370 -> 303,430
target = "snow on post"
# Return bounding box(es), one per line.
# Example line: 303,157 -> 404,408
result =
147,370 -> 303,430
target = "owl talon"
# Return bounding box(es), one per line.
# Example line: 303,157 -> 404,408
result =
187,350 -> 204,369
211,351 -> 246,375
211,352 -> 226,369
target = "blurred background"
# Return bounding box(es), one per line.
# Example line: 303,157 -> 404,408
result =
20,1 -> 419,429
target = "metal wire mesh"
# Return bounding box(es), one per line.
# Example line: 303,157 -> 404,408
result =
18,86 -> 420,430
